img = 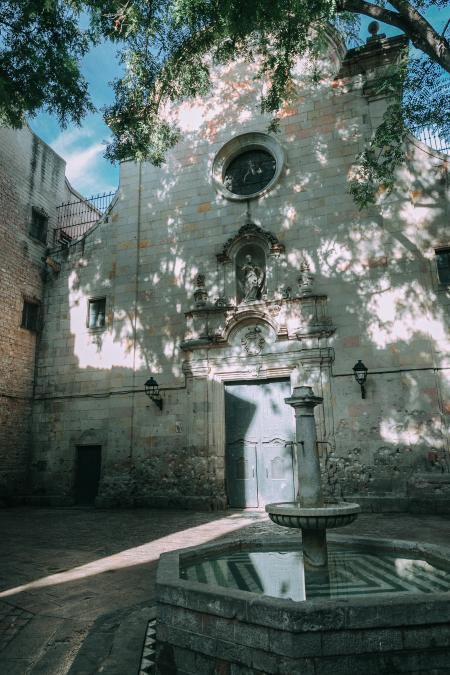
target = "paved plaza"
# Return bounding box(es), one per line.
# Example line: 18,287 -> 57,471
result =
0,507 -> 450,674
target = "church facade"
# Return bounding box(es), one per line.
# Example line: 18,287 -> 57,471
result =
22,30 -> 449,510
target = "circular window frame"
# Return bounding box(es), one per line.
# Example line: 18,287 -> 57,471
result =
212,132 -> 285,201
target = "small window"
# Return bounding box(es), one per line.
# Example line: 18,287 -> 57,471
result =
88,298 -> 106,329
436,248 -> 450,285
29,207 -> 48,243
21,301 -> 40,331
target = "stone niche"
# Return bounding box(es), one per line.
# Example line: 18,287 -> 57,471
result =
181,222 -> 335,352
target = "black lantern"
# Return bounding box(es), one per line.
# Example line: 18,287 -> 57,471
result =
144,377 -> 163,410
352,360 -> 368,399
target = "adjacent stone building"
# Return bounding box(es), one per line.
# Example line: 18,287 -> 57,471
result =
0,123 -> 69,497
2,29 -> 449,510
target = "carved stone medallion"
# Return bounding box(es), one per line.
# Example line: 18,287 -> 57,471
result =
241,325 -> 265,356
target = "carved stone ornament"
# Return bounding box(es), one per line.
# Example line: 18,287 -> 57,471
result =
217,222 -> 284,263
297,260 -> 315,296
193,273 -> 208,308
214,296 -> 229,308
241,325 -> 266,356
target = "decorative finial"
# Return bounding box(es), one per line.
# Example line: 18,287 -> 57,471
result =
193,273 -> 208,308
368,21 -> 379,37
297,260 -> 314,296
367,20 -> 386,42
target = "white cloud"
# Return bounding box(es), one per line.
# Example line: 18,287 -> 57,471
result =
64,143 -> 105,183
50,126 -> 116,196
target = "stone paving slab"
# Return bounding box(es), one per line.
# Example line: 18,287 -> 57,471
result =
0,507 -> 450,673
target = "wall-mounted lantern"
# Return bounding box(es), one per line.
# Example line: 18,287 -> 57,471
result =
144,377 -> 163,410
352,360 -> 368,399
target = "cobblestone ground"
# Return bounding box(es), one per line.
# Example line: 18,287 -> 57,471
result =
0,507 -> 450,674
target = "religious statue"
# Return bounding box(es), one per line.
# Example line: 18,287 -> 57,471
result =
240,254 -> 265,302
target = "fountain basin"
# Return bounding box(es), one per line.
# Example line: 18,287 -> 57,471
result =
266,501 -> 360,530
155,535 -> 450,674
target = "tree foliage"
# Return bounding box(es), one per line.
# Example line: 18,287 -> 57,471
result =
1,1 -> 449,206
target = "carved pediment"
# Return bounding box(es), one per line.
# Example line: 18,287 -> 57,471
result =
217,222 -> 284,263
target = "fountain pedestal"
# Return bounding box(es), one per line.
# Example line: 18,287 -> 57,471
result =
266,386 -> 360,573
285,386 -> 325,508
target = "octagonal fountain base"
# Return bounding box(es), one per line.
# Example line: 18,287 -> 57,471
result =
155,535 -> 450,674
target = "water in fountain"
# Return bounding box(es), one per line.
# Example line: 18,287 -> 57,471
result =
180,545 -> 450,601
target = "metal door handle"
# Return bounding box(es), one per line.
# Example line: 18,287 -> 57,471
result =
266,468 -> 269,478
252,468 -> 255,478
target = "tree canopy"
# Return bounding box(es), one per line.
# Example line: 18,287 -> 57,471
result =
1,1 -> 449,206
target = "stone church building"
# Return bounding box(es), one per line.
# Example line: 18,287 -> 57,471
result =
1,28 -> 449,511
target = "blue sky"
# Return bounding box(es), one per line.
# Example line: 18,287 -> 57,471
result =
29,38 -> 122,196
28,7 -> 449,198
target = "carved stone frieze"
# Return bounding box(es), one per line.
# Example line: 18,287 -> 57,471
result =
182,293 -> 334,350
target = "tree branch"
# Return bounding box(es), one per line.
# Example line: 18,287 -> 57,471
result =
389,0 -> 450,69
339,0 -> 450,73
338,0 -> 407,32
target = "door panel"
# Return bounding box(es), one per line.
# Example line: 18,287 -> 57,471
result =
260,440 -> 295,505
225,380 -> 295,508
225,388 -> 259,507
226,443 -> 258,508
259,380 -> 295,505
75,445 -> 102,505
225,386 -> 260,442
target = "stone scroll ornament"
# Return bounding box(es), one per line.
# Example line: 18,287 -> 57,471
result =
241,325 -> 265,356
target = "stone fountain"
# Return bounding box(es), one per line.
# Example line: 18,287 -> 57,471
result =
265,385 -> 360,581
154,386 -> 450,674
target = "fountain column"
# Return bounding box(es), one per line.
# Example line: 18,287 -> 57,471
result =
285,386 -> 328,569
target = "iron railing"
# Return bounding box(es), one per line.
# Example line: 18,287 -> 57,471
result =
409,125 -> 450,154
54,191 -> 115,246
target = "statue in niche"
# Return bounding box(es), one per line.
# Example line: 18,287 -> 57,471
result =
237,252 -> 265,303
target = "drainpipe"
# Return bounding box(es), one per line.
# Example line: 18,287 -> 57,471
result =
129,161 -> 143,462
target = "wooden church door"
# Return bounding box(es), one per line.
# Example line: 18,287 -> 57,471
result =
225,380 -> 295,508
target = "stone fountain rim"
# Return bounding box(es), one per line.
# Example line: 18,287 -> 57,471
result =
265,501 -> 361,517
156,533 -> 450,622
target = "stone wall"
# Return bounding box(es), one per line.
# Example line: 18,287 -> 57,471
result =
30,34 -> 450,508
0,123 -> 66,497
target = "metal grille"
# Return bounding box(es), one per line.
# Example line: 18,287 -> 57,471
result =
54,191 -> 115,246
409,125 -> 450,154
